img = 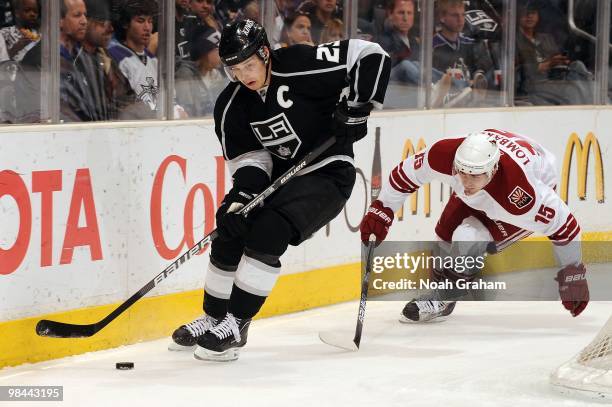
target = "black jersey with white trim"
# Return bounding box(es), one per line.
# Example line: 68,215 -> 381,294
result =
214,39 -> 390,182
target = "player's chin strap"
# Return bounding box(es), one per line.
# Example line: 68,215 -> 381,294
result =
261,47 -> 271,87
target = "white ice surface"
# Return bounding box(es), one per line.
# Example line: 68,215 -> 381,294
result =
1,301 -> 611,407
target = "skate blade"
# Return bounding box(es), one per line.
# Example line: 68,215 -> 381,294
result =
167,342 -> 196,352
551,383 -> 612,401
193,345 -> 240,362
398,314 -> 450,324
318,331 -> 358,351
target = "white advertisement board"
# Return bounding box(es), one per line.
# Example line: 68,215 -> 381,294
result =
1,107 -> 609,321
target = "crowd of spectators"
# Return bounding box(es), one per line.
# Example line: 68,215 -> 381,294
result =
514,0 -> 594,105
356,0 -> 597,108
280,0 -> 601,108
0,0 -> 230,123
0,0 -> 606,124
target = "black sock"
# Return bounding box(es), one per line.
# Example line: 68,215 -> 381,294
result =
227,284 -> 266,320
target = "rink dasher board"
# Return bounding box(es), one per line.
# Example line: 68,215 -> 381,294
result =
0,106 -> 610,368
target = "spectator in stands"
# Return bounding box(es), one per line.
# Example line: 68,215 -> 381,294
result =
319,17 -> 343,43
175,25 -> 225,116
268,0 -> 300,46
297,0 -> 340,44
59,0 -> 94,121
60,0 -> 86,56
0,0 -> 14,28
275,0 -> 297,18
80,0 -> 150,120
0,36 -> 13,121
213,0 -> 240,25
12,27 -> 40,122
235,0 -> 260,23
175,0 -> 198,61
432,0 -> 493,106
0,0 -> 39,62
515,0 -> 593,105
190,0 -> 221,31
378,0 -> 420,85
516,1 -> 568,82
278,11 -> 313,47
110,0 -> 158,112
110,0 -> 186,117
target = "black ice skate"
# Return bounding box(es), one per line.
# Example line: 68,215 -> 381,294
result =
168,314 -> 218,351
400,300 -> 457,323
193,313 -> 251,361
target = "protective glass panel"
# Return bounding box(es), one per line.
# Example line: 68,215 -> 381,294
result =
0,0 -> 42,123
357,0 -> 422,109
175,0 -> 225,118
59,0 -> 162,122
515,0 -> 596,106
272,0 -> 347,48
608,6 -> 611,104
430,0 -> 504,109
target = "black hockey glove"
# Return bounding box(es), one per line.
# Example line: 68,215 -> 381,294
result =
215,188 -> 258,241
332,100 -> 374,145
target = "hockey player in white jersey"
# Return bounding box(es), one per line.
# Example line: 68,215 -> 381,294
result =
169,19 -> 391,360
360,129 -> 589,322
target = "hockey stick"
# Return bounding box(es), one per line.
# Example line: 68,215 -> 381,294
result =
319,237 -> 376,351
36,137 -> 337,338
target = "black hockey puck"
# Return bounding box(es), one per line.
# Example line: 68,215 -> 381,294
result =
115,362 -> 134,370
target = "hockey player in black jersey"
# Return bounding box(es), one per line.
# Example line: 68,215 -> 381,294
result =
169,19 -> 390,361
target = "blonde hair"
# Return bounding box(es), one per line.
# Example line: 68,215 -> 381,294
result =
320,18 -> 344,43
437,0 -> 464,16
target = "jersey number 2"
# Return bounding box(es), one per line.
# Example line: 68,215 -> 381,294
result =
316,41 -> 340,63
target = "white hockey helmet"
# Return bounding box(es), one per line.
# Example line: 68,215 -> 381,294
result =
453,132 -> 500,178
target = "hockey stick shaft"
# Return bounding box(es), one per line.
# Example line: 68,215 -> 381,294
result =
352,239 -> 376,348
36,137 -> 337,338
318,238 -> 375,351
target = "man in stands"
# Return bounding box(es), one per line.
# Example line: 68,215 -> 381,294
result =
59,0 -> 92,121
378,0 -> 420,85
175,0 -> 198,61
433,0 -> 493,107
80,0 -> 150,120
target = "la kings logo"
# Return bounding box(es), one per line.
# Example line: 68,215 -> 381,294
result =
250,113 -> 302,159
508,186 -> 533,209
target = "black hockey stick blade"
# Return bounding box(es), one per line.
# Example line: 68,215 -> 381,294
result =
36,319 -> 98,338
36,137 -> 337,339
319,239 -> 376,351
36,263 -> 179,338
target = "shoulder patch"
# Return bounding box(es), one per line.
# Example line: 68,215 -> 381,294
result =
508,185 -> 534,210
484,153 -> 536,215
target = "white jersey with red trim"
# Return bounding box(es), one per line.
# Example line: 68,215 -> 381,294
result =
378,128 -> 581,266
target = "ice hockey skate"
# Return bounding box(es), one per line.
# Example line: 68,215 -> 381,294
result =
194,313 -> 251,362
168,314 -> 217,351
399,300 -> 457,323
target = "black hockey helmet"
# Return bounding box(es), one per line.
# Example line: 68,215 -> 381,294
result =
219,19 -> 270,66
